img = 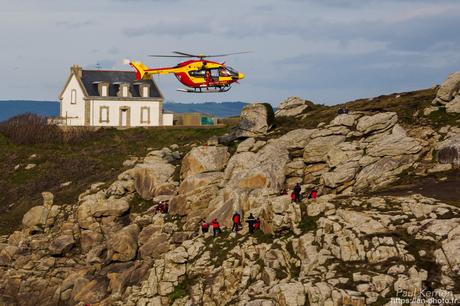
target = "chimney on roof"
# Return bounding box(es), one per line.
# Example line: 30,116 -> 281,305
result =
71,64 -> 82,79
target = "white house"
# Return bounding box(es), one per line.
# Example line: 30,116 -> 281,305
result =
59,65 -> 173,127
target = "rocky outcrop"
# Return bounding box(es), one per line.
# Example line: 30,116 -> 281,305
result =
275,97 -> 313,118
108,224 -> 140,262
21,192 -> 61,233
180,145 -> 229,179
437,134 -> 460,165
356,112 -> 398,135
433,71 -> 460,104
432,71 -> 460,113
261,196 -> 301,234
112,194 -> 460,306
106,147 -> 179,201
233,103 -> 275,138
1,103 -> 458,306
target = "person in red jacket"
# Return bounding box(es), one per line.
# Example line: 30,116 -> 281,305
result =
308,188 -> 318,199
254,218 -> 261,231
211,219 -> 221,237
200,220 -> 209,234
231,211 -> 241,232
290,191 -> 297,203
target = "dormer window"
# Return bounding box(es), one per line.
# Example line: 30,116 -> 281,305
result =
141,84 -> 150,98
93,82 -> 109,97
115,82 -> 131,98
134,83 -> 150,98
101,84 -> 108,97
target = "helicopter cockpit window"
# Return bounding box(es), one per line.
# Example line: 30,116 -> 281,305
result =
219,68 -> 231,77
222,66 -> 238,77
189,70 -> 206,77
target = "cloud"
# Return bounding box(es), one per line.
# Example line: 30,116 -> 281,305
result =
2,0 -> 460,104
55,20 -> 95,29
123,19 -> 208,37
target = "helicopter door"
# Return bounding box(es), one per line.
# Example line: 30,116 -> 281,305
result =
210,69 -> 219,81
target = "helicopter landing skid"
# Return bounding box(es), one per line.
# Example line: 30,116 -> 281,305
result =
176,86 -> 231,93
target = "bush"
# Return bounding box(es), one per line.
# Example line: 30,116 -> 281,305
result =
0,113 -> 93,145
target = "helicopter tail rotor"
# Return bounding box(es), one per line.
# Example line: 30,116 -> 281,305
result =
129,60 -> 150,80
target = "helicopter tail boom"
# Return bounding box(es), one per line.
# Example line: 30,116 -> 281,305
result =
130,60 -> 181,80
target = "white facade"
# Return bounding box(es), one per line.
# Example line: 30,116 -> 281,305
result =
88,99 -> 162,127
60,74 -> 86,126
59,65 -> 173,127
163,113 -> 174,126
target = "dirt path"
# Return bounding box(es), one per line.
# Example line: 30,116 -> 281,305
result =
371,170 -> 460,206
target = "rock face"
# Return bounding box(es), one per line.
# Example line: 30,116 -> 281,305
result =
432,71 -> 460,113
446,96 -> 460,113
235,103 -> 275,137
22,192 -> 61,232
49,235 -> 75,255
275,97 -> 313,118
437,135 -> 460,165
2,104 -> 459,306
180,145 -> 230,179
108,224 -> 140,262
433,71 -> 460,104
115,194 -> 459,306
356,112 -> 398,135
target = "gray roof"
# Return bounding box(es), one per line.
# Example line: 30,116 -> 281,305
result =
80,70 -> 162,99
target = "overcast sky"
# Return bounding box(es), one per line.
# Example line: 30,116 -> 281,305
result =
1,0 -> 460,105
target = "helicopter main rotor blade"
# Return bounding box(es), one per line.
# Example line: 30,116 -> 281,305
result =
149,54 -> 191,58
149,51 -> 252,58
172,51 -> 199,57
204,51 -> 252,58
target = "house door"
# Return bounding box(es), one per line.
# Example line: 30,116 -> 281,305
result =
119,106 -> 130,127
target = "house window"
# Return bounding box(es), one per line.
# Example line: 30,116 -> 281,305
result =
101,85 -> 108,97
71,89 -> 77,104
142,86 -> 149,98
99,106 -> 109,123
141,107 -> 150,124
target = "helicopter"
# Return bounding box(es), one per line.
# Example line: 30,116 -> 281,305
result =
127,51 -> 248,93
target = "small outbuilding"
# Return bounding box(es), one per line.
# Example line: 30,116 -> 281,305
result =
59,65 -> 173,127
174,112 -> 217,126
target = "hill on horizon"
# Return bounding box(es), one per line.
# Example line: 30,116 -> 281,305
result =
0,100 -> 59,122
164,101 -> 248,117
0,100 -> 249,122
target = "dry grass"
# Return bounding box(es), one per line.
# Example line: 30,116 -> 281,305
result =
0,123 -> 229,234
0,113 -> 94,145
273,87 -> 459,134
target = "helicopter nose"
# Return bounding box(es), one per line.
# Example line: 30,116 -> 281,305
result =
238,72 -> 245,80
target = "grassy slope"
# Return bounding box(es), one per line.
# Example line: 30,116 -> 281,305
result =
274,87 -> 459,133
0,127 -> 228,234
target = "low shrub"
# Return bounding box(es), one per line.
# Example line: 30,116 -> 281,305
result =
0,113 -> 93,145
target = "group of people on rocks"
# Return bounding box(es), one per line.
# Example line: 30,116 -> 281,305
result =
200,211 -> 261,237
289,183 -> 317,203
231,211 -> 261,233
199,184 -> 317,237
